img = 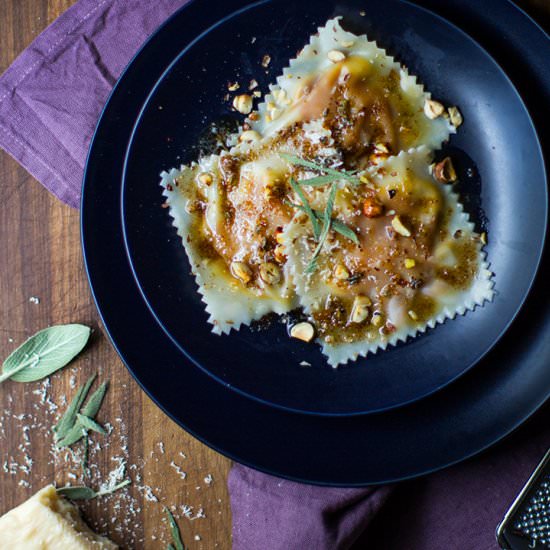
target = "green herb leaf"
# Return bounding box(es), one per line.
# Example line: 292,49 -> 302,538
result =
167,545 -> 176,550
76,413 -> 106,435
289,177 -> 320,240
280,153 -> 359,183
53,374 -> 96,443
332,220 -> 360,245
81,381 -> 108,419
165,507 -> 185,550
55,423 -> 88,448
57,486 -> 97,500
57,479 -> 130,500
286,203 -> 360,246
97,479 -> 131,496
297,174 -> 341,187
0,324 -> 90,384
306,183 -> 337,273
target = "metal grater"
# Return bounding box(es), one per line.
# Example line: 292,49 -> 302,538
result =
498,450 -> 550,549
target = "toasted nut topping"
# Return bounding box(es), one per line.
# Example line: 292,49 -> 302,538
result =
248,112 -> 260,121
227,82 -> 240,91
327,50 -> 346,63
424,98 -> 445,119
448,106 -> 463,127
248,79 -> 259,90
230,261 -> 252,284
239,130 -> 261,143
198,172 -> 213,186
274,244 -> 286,263
233,94 -> 253,115
374,143 -> 389,154
391,215 -> 411,237
275,229 -> 285,245
350,295 -> 371,324
433,157 -> 457,183
480,231 -> 487,245
261,54 -> 271,68
334,264 -> 350,280
253,91 -> 262,98
363,197 -> 384,218
408,310 -> 418,321
290,322 -> 315,342
371,312 -> 383,327
404,258 -> 416,269
259,262 -> 281,285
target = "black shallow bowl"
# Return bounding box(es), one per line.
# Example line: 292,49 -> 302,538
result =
121,0 -> 547,415
83,0 -> 550,485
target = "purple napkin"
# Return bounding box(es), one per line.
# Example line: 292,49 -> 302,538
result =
0,1 -> 548,549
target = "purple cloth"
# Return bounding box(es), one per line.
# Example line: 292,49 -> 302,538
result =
0,2 -> 548,549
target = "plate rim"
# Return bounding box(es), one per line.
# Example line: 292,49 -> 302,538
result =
120,0 -> 547,416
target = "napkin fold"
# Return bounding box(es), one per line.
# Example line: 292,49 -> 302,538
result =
0,1 -> 548,549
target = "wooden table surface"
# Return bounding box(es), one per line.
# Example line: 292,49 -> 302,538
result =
0,1 -> 547,549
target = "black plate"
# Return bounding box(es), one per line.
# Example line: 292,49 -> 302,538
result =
121,0 -> 546,415
82,0 -> 550,485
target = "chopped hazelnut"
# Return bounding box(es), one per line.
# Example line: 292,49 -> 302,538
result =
448,106 -> 463,127
391,215 -> 411,237
233,94 -> 253,115
424,98 -> 445,119
290,322 -> 315,342
239,130 -> 261,143
327,50 -> 346,63
198,172 -> 213,186
230,261 -> 252,284
334,264 -> 350,280
350,295 -> 371,324
363,197 -> 384,218
259,262 -> 281,285
433,157 -> 457,183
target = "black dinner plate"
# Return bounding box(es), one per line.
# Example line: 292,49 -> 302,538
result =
82,0 -> 550,485
121,0 -> 546,416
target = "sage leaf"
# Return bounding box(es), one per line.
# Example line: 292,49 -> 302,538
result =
57,479 -> 130,500
76,413 -> 106,435
165,507 -> 185,550
53,374 -> 96,442
289,177 -> 320,239
81,381 -> 108,419
97,479 -> 131,496
307,183 -> 337,273
55,423 -> 88,448
332,219 -> 360,245
280,153 -> 359,183
285,203 -> 359,246
0,324 -> 90,384
297,174 -> 341,187
57,486 -> 97,500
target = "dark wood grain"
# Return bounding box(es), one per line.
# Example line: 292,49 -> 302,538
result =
0,2 -> 232,548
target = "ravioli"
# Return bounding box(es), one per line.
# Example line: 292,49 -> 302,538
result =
161,16 -> 493,365
282,148 -> 494,365
249,17 -> 454,167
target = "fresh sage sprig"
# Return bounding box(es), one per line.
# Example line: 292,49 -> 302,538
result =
286,202 -> 359,246
165,507 -> 187,550
280,153 -> 359,184
0,324 -> 90,384
289,177 -> 320,239
307,183 -> 337,273
57,479 -> 130,500
53,376 -> 109,449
